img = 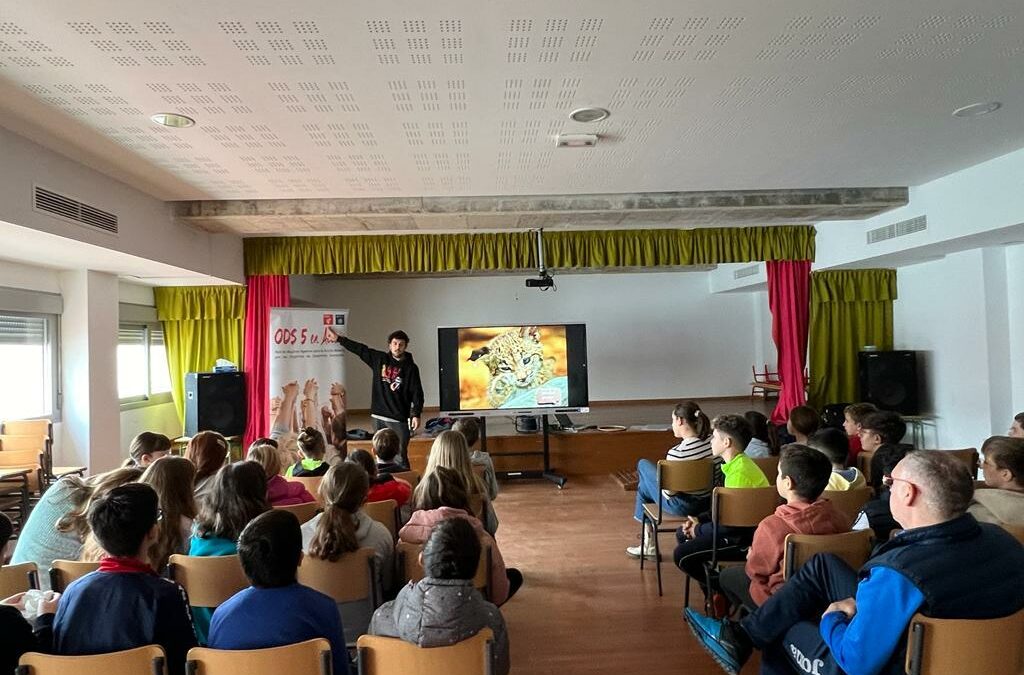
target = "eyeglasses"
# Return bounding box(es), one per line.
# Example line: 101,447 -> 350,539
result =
885,475 -> 920,491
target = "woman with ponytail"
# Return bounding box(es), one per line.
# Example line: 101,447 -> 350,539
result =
626,400 -> 714,559
302,462 -> 394,643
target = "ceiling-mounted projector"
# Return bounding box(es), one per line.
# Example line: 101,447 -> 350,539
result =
525,228 -> 555,291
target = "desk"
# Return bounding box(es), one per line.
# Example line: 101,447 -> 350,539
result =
0,467 -> 31,527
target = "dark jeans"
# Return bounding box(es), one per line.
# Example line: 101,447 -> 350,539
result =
673,526 -> 751,597
374,418 -> 411,467
741,553 -> 858,675
719,565 -> 756,613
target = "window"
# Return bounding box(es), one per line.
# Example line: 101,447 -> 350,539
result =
118,323 -> 172,404
0,311 -> 59,420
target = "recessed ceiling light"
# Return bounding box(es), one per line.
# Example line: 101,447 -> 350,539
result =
555,133 -> 599,148
952,101 -> 1002,118
569,107 -> 610,123
150,112 -> 196,128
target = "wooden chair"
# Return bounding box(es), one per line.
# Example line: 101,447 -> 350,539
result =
392,471 -> 420,490
942,448 -> 980,479
750,456 -> 780,481
750,364 -> 782,400
904,609 -> 1024,675
167,555 -> 248,607
688,487 -> 781,609
363,499 -> 399,541
782,529 -> 874,580
185,638 -> 332,675
49,560 -> 100,592
356,628 -> 493,675
1000,523 -> 1024,545
297,548 -> 380,643
288,477 -> 324,506
856,450 -> 875,486
18,645 -> 167,675
396,539 -> 492,598
639,458 -> 715,596
822,487 -> 873,527
273,501 -> 320,524
0,561 -> 39,598
0,447 -> 45,494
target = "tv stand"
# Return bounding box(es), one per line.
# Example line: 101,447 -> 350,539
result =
488,415 -> 567,488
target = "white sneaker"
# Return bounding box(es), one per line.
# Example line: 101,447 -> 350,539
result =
626,534 -> 658,559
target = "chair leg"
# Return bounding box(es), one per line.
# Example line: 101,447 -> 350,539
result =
654,528 -> 663,596
684,573 -> 691,608
639,515 -> 647,571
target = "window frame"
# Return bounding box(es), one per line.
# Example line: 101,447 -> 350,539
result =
0,308 -> 62,423
118,321 -> 173,410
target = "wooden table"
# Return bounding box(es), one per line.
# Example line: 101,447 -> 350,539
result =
0,467 -> 31,527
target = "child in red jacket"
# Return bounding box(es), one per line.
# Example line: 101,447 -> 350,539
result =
718,444 -> 850,610
349,450 -> 412,507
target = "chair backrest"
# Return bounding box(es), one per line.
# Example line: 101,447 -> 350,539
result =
856,450 -> 875,486
0,434 -> 47,453
272,501 -> 320,524
0,561 -> 39,598
363,499 -> 399,540
167,555 -> 249,607
18,645 -> 167,675
905,609 -> 1024,675
49,560 -> 101,592
3,420 -> 52,440
396,539 -> 491,596
0,448 -> 44,492
356,628 -> 493,675
392,471 -> 420,490
711,487 -> 781,529
657,458 -> 714,494
1000,523 -> 1024,545
822,487 -> 873,526
185,638 -> 332,675
471,463 -> 486,481
941,448 -> 979,478
288,477 -> 324,506
296,548 -> 378,605
749,456 -> 780,481
783,529 -> 873,580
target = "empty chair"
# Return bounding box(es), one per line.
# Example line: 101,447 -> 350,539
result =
904,609 -> 1024,675
0,561 -> 39,598
356,628 -> 493,675
18,644 -> 166,675
273,501 -> 320,524
185,638 -> 332,675
821,487 -> 873,526
296,548 -> 380,644
167,555 -> 248,608
782,529 -> 874,580
363,500 -> 399,541
0,448 -> 45,494
49,560 -> 101,592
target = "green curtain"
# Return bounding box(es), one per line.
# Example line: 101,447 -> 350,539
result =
807,270 -> 897,409
154,286 -> 246,423
243,225 -> 816,275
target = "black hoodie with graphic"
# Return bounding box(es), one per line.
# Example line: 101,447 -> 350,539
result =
339,336 -> 424,422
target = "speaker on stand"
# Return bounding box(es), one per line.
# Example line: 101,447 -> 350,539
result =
857,351 -> 919,415
184,372 -> 247,437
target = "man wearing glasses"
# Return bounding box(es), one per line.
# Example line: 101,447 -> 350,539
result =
687,450 -> 1024,675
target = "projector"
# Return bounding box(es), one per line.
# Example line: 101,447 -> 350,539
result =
525,274 -> 554,289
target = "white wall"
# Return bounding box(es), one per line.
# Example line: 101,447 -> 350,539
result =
298,271 -> 761,410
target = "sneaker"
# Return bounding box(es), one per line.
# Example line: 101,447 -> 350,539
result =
683,608 -> 753,674
626,543 -> 658,559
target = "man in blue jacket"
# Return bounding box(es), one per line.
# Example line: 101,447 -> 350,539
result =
686,450 -> 1024,675
53,484 -> 197,675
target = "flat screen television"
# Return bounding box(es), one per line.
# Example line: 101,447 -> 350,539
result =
438,324 -> 589,416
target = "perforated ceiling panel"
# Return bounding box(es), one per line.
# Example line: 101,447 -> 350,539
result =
0,1 -> 1023,202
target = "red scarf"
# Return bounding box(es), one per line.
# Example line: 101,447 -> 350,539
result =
98,556 -> 156,575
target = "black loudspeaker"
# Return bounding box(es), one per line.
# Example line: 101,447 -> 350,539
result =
184,372 -> 247,437
858,351 -> 919,415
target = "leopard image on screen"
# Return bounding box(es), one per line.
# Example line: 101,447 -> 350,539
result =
462,326 -> 564,409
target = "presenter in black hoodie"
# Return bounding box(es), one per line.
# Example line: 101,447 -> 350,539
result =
327,328 -> 424,467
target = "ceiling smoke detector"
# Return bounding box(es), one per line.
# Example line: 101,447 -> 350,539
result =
150,112 -> 196,128
569,107 -> 610,123
555,133 -> 599,148
952,101 -> 1002,118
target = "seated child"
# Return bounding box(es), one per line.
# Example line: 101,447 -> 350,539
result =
786,405 -> 819,445
52,484 -> 198,675
718,444 -> 850,610
807,427 -> 865,491
842,402 -> 877,465
853,443 -> 911,541
372,428 -> 406,475
370,517 -> 509,675
673,414 -> 770,605
453,417 -> 500,501
743,411 -> 774,459
969,436 -> 1024,526
349,450 -> 412,507
285,427 -> 330,477
247,443 -> 315,506
857,411 -> 908,490
208,510 -> 348,675
0,512 -> 59,673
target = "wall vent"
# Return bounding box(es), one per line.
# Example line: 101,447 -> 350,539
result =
33,186 -> 118,234
733,263 -> 761,280
867,215 -> 926,245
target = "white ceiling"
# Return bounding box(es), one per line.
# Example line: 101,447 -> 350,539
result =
0,0 -> 1023,202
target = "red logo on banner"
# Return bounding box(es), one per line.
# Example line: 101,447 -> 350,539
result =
323,314 -> 333,325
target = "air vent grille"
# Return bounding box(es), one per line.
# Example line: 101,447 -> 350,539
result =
733,263 -> 761,280
34,186 -> 118,233
867,215 -> 925,244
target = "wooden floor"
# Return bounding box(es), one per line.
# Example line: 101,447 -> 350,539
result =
491,474 -> 758,675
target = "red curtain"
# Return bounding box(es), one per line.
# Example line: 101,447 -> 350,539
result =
242,275 -> 290,447
767,261 -> 812,424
